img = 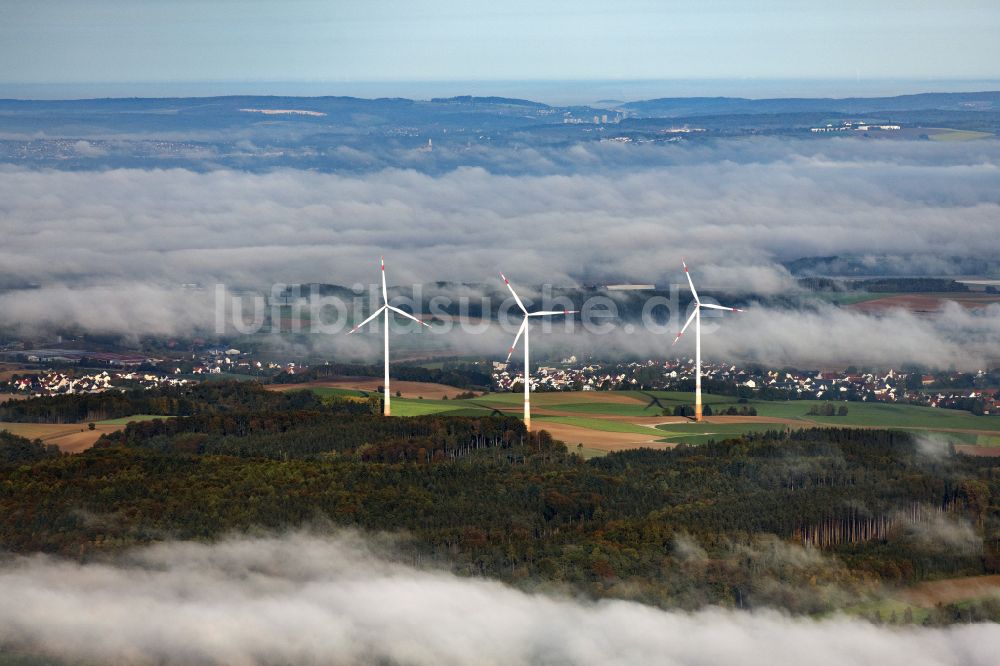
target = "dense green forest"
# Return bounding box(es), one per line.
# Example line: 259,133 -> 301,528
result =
2,382 -> 999,620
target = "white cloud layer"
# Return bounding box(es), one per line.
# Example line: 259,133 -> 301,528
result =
0,287 -> 997,369
0,139 -> 998,367
1,139 -> 998,290
1,532 -> 998,666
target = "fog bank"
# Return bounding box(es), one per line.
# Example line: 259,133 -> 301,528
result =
1,533 -> 998,666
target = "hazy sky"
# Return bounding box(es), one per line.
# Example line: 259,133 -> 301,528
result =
2,0 -> 999,85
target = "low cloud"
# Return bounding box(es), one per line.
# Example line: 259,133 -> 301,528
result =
900,513 -> 983,554
0,139 -> 998,367
71,140 -> 106,157
1,139 -> 998,291
672,533 -> 709,563
702,302 -> 1000,370
1,532 -> 998,665
914,433 -> 954,459
2,285 -> 996,369
0,284 -> 218,340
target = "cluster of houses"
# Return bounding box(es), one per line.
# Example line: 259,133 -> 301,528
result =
731,366 -> 910,400
1,344 -> 305,397
7,370 -> 191,397
492,361 -> 637,392
190,347 -> 297,376
810,121 -> 901,133
492,358 -> 1000,413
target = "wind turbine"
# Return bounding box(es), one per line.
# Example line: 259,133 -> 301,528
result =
501,273 -> 577,431
347,257 -> 430,416
671,260 -> 742,422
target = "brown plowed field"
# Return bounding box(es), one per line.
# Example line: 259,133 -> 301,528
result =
850,293 -> 1000,314
901,575 -> 1000,606
534,421 -> 675,453
956,445 -> 1000,457
0,422 -> 123,453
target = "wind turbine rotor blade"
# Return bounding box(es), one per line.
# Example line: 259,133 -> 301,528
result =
671,309 -> 698,346
700,303 -> 743,312
528,309 -> 578,317
682,259 -> 700,304
500,272 -> 528,314
347,304 -> 387,334
380,256 -> 388,304
387,304 -> 431,327
506,319 -> 528,363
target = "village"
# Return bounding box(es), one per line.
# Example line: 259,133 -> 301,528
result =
3,342 -> 998,416
492,357 -> 1000,415
0,345 -> 298,397
6,370 -> 192,396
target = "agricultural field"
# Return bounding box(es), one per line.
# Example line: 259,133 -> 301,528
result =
285,379 -> 1000,456
925,128 -> 995,142
849,574 -> 1000,624
94,414 -> 175,425
0,366 -> 31,382
0,421 -> 123,453
848,292 -> 1000,314
0,414 -> 170,453
813,292 -> 898,306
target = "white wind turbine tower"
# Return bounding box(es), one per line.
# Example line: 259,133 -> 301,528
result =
347,257 -> 430,416
672,260 -> 743,422
501,273 -> 577,431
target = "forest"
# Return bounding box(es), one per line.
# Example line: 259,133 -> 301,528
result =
2,383 -> 999,621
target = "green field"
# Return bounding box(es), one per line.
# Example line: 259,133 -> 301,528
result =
927,128 -> 994,142
474,392 -> 573,406
541,401 -> 660,416
533,415 -> 662,436
656,421 -> 794,444
575,446 -> 610,460
791,401 -> 1000,431
618,390 -> 739,406
307,387 -> 368,398
920,432 -> 1000,447
845,598 -> 932,625
96,414 -> 173,425
388,398 -> 492,417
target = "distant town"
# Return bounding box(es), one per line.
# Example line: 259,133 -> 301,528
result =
4,342 -> 997,416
